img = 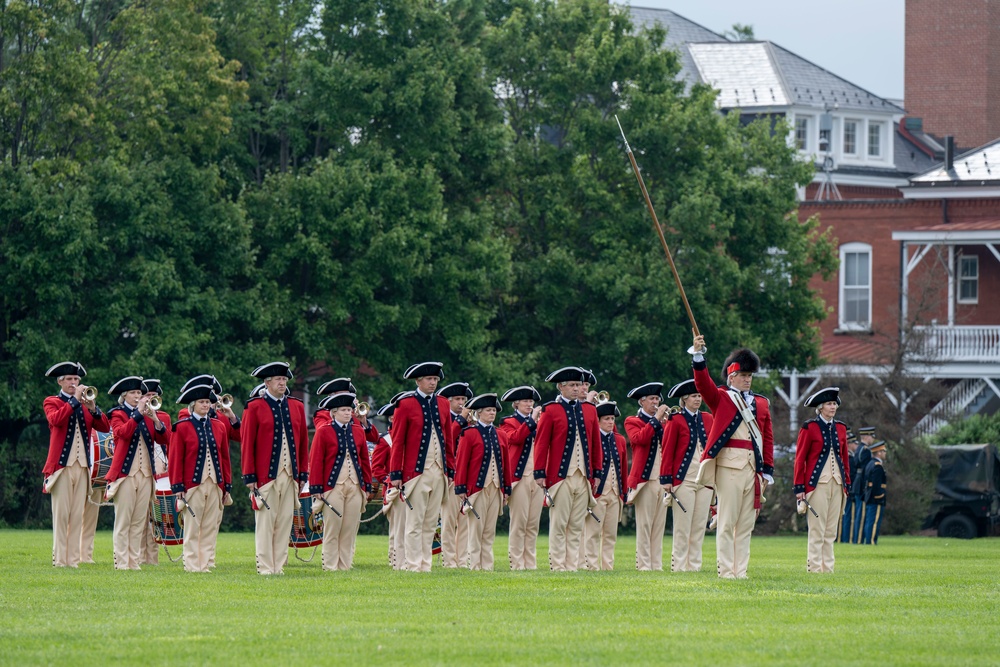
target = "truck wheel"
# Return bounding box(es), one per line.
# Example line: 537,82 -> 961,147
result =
938,514 -> 977,539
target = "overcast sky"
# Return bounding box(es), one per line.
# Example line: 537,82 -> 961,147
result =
624,1 -> 905,101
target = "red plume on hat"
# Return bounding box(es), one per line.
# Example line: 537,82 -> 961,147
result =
722,348 -> 760,376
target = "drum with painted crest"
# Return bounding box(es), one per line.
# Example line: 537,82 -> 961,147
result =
289,490 -> 323,548
89,429 -> 115,489
151,473 -> 184,546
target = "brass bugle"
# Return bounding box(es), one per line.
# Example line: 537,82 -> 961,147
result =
148,395 -> 162,412
355,401 -> 371,417
596,391 -> 610,403
216,393 -> 234,410
81,386 -> 97,402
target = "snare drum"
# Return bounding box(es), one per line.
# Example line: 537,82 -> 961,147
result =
290,490 -> 323,548
89,430 -> 115,489
151,474 -> 184,546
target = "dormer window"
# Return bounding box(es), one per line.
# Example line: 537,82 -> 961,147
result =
795,116 -> 810,151
868,123 -> 883,157
843,120 -> 859,155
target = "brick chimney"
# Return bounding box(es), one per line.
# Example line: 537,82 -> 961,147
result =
905,0 -> 1000,148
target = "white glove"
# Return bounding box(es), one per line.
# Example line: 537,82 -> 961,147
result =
762,474 -> 774,486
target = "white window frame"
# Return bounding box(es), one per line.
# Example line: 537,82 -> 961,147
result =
839,242 -> 872,331
794,116 -> 811,152
868,122 -> 884,158
957,254 -> 979,304
843,119 -> 859,156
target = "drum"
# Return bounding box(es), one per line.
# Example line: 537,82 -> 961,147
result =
151,474 -> 184,546
89,430 -> 115,489
290,490 -> 323,548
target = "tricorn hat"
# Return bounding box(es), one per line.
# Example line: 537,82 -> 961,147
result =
181,375 -> 222,394
321,393 -> 356,410
177,384 -> 218,405
316,377 -> 356,396
248,383 -> 266,399
45,361 -> 87,378
596,401 -> 620,418
251,361 -> 293,380
545,367 -> 586,383
582,369 -> 598,386
804,386 -> 841,408
467,393 -> 502,411
438,382 -> 474,399
403,361 -> 444,380
141,379 -> 163,396
722,348 -> 760,376
667,379 -> 697,399
108,376 -> 144,395
501,386 -> 542,403
627,382 -> 664,400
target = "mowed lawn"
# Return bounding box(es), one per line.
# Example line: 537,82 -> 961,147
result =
0,530 -> 997,666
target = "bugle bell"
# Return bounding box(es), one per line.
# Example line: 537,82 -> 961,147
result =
355,401 -> 371,417
81,386 -> 98,402
595,391 -> 610,403
148,395 -> 162,412
216,393 -> 234,410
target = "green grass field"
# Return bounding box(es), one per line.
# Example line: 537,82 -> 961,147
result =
0,530 -> 996,666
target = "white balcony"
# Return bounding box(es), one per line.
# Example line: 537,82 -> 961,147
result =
910,325 -> 1000,363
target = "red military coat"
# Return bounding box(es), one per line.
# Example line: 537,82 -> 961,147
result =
692,359 -> 774,476
177,407 -> 240,443
42,394 -> 111,476
624,412 -> 667,489
532,399 -> 602,485
660,410 -> 714,486
455,424 -> 511,497
106,406 -> 171,482
169,416 -> 232,493
594,430 -> 627,499
389,393 -> 455,483
308,420 -> 373,495
240,395 -> 309,486
793,418 -> 850,495
370,434 -> 391,501
313,409 -> 380,443
498,412 -> 537,484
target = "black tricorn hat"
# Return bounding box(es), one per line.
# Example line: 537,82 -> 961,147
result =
403,361 -> 444,380
596,401 -> 620,418
252,361 -> 293,380
467,393 -> 502,411
181,375 -> 223,394
248,383 -> 266,400
141,379 -> 163,396
627,382 -> 664,400
804,386 -> 841,408
109,376 -> 144,395
667,379 -> 697,399
583,369 -> 598,386
502,386 -> 541,402
438,382 -> 474,399
177,385 -> 218,405
45,361 -> 87,378
545,366 -> 586,383
317,377 -> 356,396
722,348 -> 760,376
320,393 -> 356,410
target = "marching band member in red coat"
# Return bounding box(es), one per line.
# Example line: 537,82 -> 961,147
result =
137,378 -> 170,565
533,367 -> 602,572
624,381 -> 671,571
454,394 -> 510,570
499,386 -> 542,570
176,375 -> 242,448
169,384 -> 233,573
42,362 -> 111,568
389,362 -> 455,572
241,361 -> 309,575
313,378 -> 380,443
660,379 -> 714,572
309,393 -> 373,571
370,391 -> 409,569
690,335 -> 774,579
105,376 -> 170,570
584,401 -> 626,571
438,381 -> 474,568
794,387 -> 850,573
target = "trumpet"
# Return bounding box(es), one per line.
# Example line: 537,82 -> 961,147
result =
148,395 -> 162,412
355,401 -> 371,417
215,393 -> 234,411
467,410 -> 480,425
595,391 -> 611,403
80,386 -> 98,402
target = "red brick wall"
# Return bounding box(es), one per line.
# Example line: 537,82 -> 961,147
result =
905,0 -> 1000,148
804,183 -> 904,201
797,198 -> 1000,351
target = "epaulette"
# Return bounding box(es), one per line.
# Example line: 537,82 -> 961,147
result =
313,408 -> 330,416
834,419 -> 848,427
172,416 -> 193,432
541,400 -> 558,409
288,396 -> 303,403
107,405 -> 128,416
754,393 -> 771,404
245,396 -> 263,405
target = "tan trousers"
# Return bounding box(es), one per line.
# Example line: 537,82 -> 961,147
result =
633,481 -> 668,570
402,465 -> 446,572
140,519 -> 159,565
584,492 -> 621,571
806,482 -> 845,573
321,484 -> 364,571
387,500 -> 406,569
547,471 -> 589,572
254,471 -> 297,574
467,486 -> 502,570
507,479 -> 544,570
715,459 -> 757,579
440,480 -> 470,567
81,485 -> 102,563
50,463 -> 89,567
112,473 -> 154,570
670,481 -> 714,572
183,482 -> 223,573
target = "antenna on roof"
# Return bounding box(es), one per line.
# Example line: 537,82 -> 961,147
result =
815,105 -> 842,201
